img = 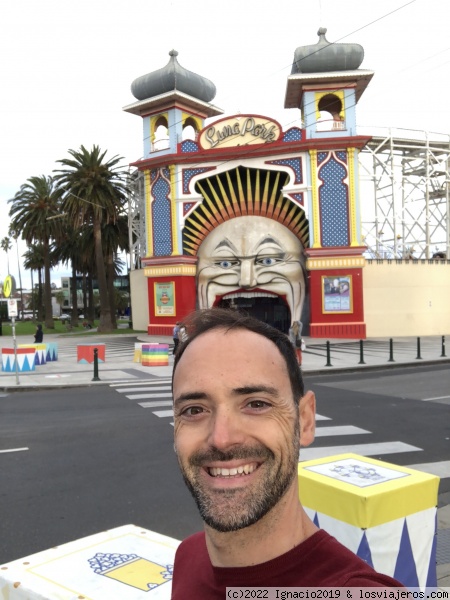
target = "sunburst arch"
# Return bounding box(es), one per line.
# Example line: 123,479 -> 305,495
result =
182,166 -> 310,256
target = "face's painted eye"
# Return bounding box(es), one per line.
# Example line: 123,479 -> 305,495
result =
256,256 -> 283,267
214,259 -> 239,269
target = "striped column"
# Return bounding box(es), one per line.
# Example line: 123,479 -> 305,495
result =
141,344 -> 169,367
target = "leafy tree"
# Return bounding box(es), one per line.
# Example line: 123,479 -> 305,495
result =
8,176 -> 63,328
54,145 -> 129,333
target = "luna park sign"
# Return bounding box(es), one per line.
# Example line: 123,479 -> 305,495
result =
199,115 -> 282,150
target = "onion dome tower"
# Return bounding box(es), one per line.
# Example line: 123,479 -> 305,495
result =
284,29 -> 373,339
123,50 -> 223,157
285,28 -> 373,138
123,52 -> 223,335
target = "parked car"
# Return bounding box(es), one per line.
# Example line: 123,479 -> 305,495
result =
59,313 -> 70,320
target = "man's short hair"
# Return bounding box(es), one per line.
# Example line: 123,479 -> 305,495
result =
172,308 -> 304,403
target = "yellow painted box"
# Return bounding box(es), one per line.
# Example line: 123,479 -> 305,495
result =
0,524 -> 180,599
298,453 -> 439,589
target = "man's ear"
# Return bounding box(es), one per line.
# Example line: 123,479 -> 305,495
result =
299,390 -> 315,448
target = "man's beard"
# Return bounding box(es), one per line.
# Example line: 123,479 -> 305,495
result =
177,425 -> 300,533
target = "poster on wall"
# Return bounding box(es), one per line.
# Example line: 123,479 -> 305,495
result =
154,282 -> 176,316
322,275 -> 353,313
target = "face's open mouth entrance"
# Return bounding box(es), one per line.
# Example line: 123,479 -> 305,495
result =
216,293 -> 291,334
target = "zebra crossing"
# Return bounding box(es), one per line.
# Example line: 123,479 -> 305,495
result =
54,336 -> 140,361
111,379 -> 175,424
110,380 -> 449,479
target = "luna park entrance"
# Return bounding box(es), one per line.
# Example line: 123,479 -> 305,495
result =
217,296 -> 290,334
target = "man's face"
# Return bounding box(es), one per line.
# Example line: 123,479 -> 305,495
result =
197,217 -> 305,322
173,328 -> 315,532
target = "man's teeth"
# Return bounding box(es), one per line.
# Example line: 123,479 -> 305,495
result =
208,464 -> 257,477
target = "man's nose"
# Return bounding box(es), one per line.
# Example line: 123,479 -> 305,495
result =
239,259 -> 257,288
208,407 -> 245,451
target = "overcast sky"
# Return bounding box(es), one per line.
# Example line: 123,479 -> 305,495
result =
1,0 -> 449,288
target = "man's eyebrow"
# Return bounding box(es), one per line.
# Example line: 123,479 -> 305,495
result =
232,385 -> 279,397
173,386 -> 279,406
173,391 -> 208,407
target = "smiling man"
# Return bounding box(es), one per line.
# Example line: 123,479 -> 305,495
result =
171,308 -> 402,596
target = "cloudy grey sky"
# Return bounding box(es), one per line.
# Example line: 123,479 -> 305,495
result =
1,0 -> 449,287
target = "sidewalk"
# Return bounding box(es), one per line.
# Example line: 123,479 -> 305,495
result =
1,331 -> 449,588
1,332 -> 449,389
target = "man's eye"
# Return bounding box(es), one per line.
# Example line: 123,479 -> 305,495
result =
214,260 -> 238,269
181,406 -> 204,416
246,400 -> 271,410
255,256 -> 283,266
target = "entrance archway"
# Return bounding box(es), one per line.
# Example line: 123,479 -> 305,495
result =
217,296 -> 291,333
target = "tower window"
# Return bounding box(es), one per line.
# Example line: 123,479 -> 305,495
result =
182,117 -> 199,141
153,116 -> 169,151
317,94 -> 345,131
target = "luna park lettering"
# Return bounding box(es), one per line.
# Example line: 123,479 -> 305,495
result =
205,118 -> 278,148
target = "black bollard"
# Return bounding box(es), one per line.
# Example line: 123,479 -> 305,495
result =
416,337 -> 422,360
358,339 -> 366,365
325,341 -> 332,367
92,347 -> 100,381
388,338 -> 395,362
441,335 -> 447,358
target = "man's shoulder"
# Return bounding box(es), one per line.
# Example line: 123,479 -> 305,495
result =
172,531 -> 211,593
174,531 -> 207,565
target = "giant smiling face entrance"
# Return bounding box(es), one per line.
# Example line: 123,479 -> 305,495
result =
182,166 -> 309,332
196,215 -> 304,332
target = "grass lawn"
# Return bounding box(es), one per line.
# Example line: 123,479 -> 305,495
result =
0,319 -> 145,337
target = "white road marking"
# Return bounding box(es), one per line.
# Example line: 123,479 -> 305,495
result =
116,387 -> 171,393
110,380 -> 172,388
138,401 -> 173,408
405,460 -> 450,479
152,410 -> 175,418
300,441 -> 422,461
0,447 -> 29,454
127,392 -> 172,400
422,395 -> 450,401
315,425 -> 370,437
316,414 -> 331,421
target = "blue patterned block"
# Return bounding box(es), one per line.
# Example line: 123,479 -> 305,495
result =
151,174 -> 172,256
318,156 -> 349,246
180,140 -> 199,153
267,157 -> 303,184
182,167 -> 215,194
283,127 -> 302,142
356,532 -> 374,567
46,342 -> 58,362
394,521 -> 420,588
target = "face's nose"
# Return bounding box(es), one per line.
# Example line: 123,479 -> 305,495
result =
207,405 -> 245,451
239,258 -> 257,288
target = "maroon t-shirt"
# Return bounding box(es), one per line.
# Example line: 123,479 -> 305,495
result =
171,529 -> 401,598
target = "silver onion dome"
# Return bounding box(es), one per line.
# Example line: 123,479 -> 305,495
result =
292,28 -> 364,74
131,50 -> 217,102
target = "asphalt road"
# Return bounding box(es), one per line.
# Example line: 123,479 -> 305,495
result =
0,363 -> 449,565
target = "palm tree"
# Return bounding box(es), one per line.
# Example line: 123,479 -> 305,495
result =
1,237 -> 12,274
8,176 -> 63,328
23,242 -> 46,321
9,229 -> 27,319
52,222 -> 83,327
54,145 -> 129,333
